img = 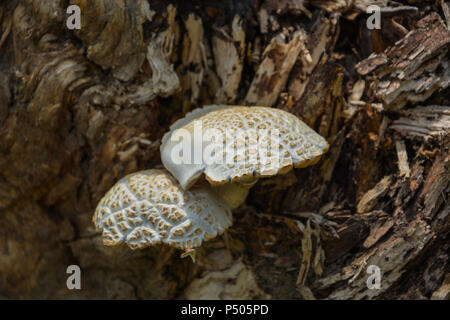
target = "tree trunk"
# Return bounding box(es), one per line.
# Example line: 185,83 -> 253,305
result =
0,0 -> 448,300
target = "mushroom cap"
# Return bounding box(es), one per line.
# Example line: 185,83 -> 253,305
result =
93,169 -> 232,250
161,105 -> 329,189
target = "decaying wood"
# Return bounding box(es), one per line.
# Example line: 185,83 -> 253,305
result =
356,13 -> 450,110
288,14 -> 339,101
288,62 -> 345,139
296,219 -> 325,286
183,259 -> 271,299
390,105 -> 450,139
0,0 -> 448,300
146,4 -> 181,98
70,0 -> 151,81
431,273 -> 450,300
317,152 -> 449,299
395,139 -> 410,178
245,28 -> 307,106
357,175 -> 393,214
212,15 -> 245,104
176,13 -> 207,112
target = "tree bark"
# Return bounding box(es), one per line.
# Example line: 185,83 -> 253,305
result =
0,0 -> 448,300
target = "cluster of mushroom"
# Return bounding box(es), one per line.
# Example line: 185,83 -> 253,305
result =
93,105 -> 329,261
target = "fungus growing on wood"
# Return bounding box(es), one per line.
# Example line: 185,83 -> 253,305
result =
93,169 -> 232,261
161,105 -> 329,209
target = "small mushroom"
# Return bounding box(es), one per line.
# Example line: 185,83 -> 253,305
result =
93,169 -> 232,261
161,105 -> 329,209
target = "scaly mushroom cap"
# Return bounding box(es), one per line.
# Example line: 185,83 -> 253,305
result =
93,169 -> 232,251
161,105 -> 329,189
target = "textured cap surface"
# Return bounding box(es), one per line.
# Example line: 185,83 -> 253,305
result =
161,105 -> 329,188
93,169 -> 232,250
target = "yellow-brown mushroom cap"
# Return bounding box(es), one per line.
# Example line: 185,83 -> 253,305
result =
93,169 -> 232,251
161,105 -> 329,189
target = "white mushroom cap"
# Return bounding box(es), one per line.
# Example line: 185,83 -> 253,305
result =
161,105 -> 329,189
93,169 -> 232,252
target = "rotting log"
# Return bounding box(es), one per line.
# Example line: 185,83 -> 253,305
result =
0,0 -> 448,300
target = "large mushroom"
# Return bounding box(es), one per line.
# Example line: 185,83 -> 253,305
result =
93,169 -> 232,261
161,105 -> 329,209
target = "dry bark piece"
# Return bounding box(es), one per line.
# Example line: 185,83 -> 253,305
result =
357,175 -> 393,214
390,105 -> 450,139
417,153 -> 450,220
257,7 -> 270,34
362,213 -> 394,249
176,13 -> 207,112
146,4 -> 180,98
349,80 -> 366,104
93,169 -> 233,261
288,14 -> 338,103
245,29 -> 307,106
212,15 -> 245,104
395,139 -> 410,178
356,13 -> 450,110
296,219 -> 324,286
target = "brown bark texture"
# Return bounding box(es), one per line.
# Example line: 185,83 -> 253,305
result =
0,0 -> 449,300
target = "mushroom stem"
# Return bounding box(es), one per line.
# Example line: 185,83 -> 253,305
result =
213,180 -> 258,210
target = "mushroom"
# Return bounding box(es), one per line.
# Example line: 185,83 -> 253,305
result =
161,105 -> 329,209
93,169 -> 232,261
